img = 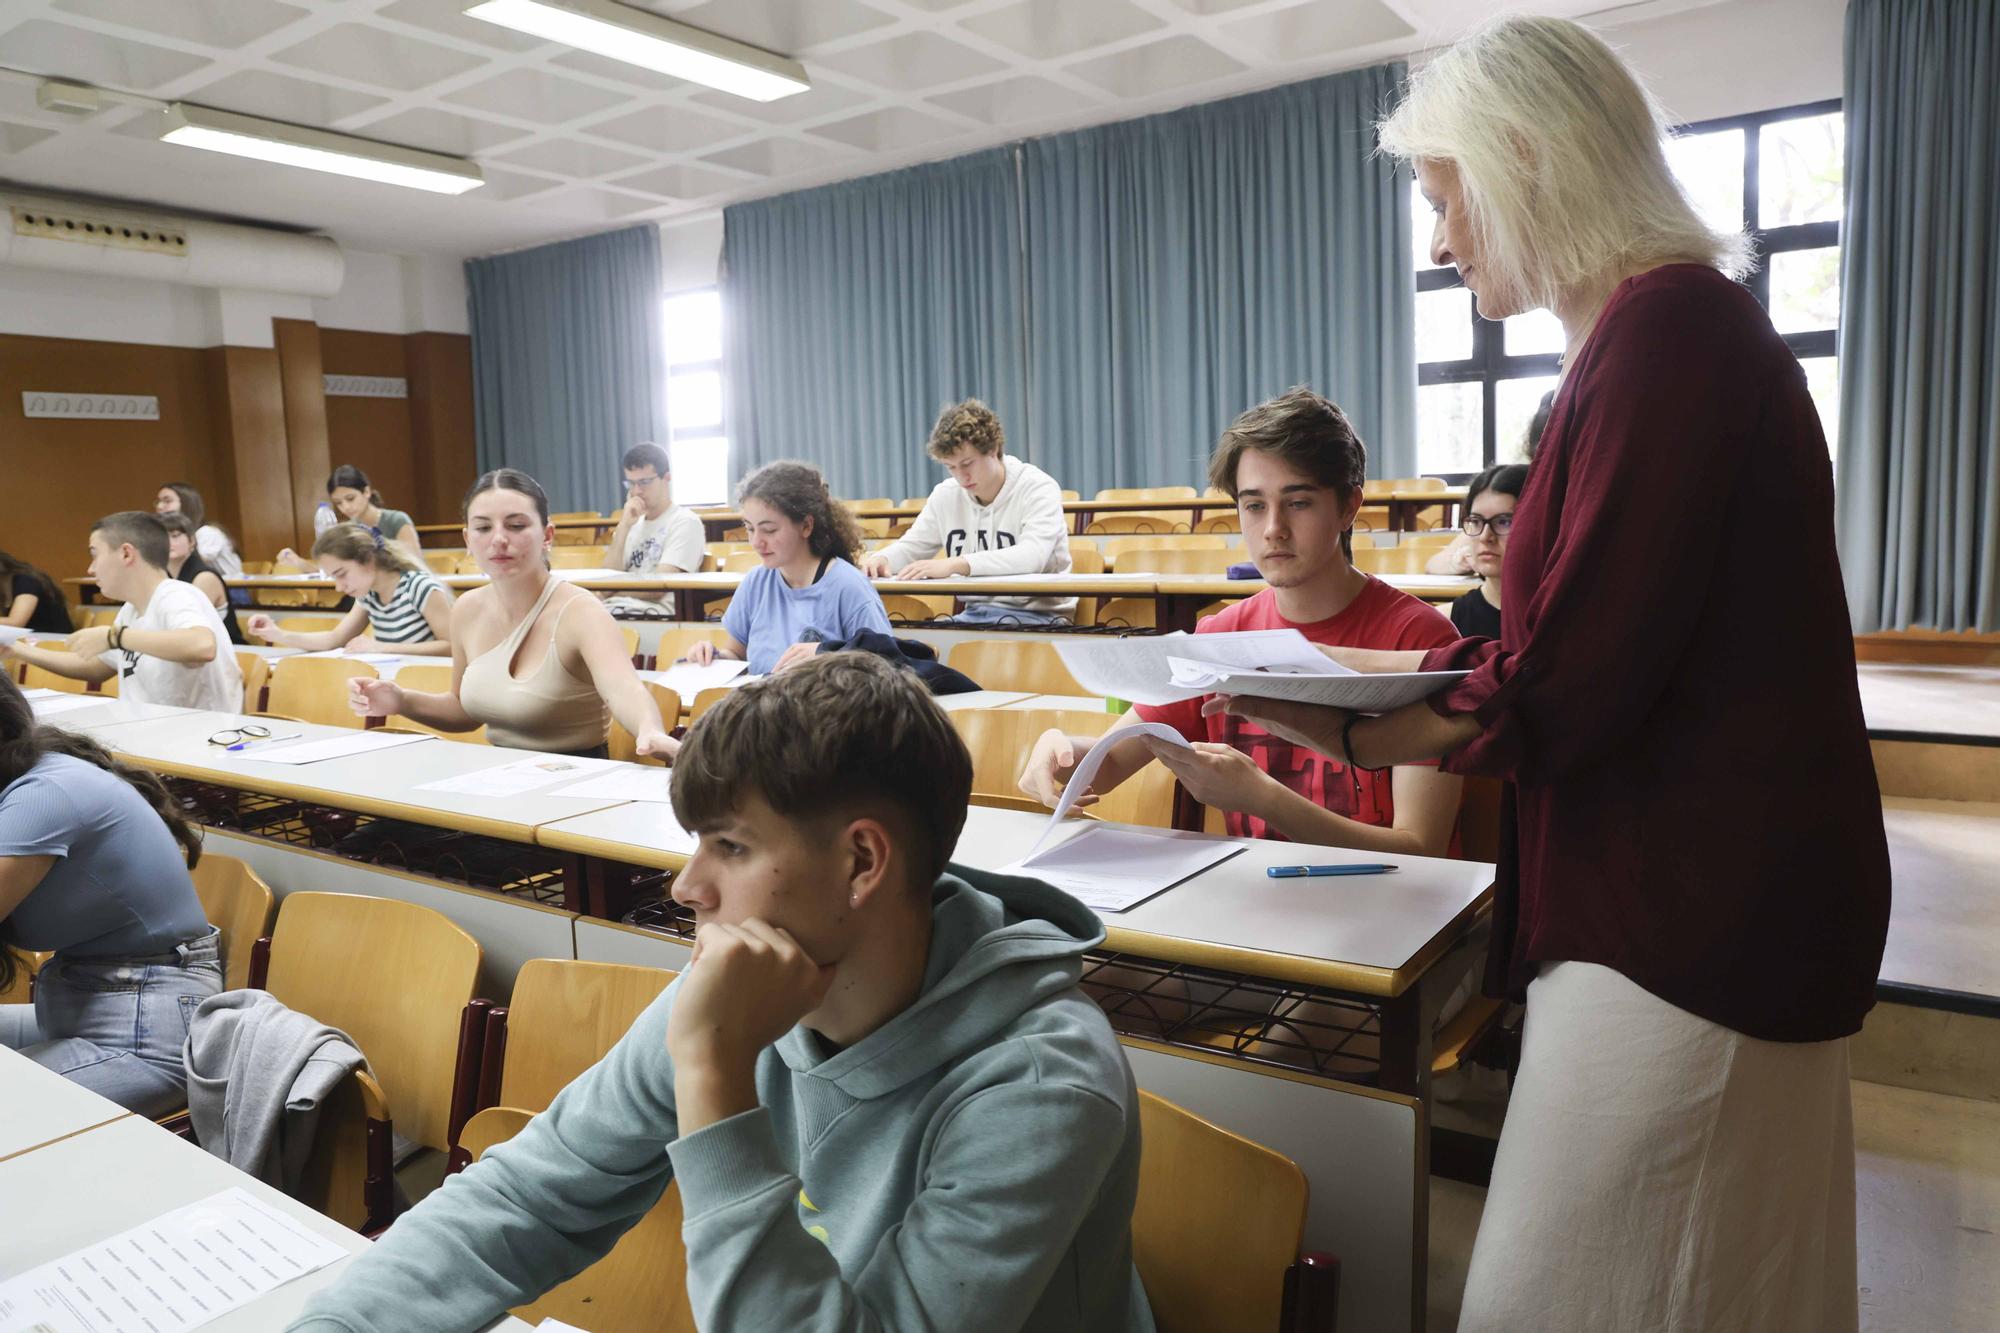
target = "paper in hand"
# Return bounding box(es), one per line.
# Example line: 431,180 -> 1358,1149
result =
1030,722 -> 1194,855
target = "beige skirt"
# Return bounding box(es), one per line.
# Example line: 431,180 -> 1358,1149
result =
1458,961 -> 1858,1332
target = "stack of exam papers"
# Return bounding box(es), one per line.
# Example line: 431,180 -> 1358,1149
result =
1055,629 -> 1467,712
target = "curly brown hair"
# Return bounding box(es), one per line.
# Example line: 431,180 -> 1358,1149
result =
926,398 -> 1005,461
736,461 -> 866,564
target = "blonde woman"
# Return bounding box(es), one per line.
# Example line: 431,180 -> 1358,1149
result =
247,523 -> 454,657
1211,17 -> 1887,1330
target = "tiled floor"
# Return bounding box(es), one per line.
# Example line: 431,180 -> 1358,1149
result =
1428,1080 -> 2000,1332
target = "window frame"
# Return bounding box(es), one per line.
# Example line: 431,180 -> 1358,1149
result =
1413,96 -> 1842,478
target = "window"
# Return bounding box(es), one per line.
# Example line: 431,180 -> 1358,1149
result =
1412,99 -> 1843,476
663,288 -> 729,506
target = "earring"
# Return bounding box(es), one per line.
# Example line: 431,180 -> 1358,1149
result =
849,892 -> 859,908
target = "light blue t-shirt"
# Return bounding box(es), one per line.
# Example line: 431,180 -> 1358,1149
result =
0,754 -> 208,957
723,558 -> 893,675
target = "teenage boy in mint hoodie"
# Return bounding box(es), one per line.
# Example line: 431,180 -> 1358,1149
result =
289,651 -> 1155,1333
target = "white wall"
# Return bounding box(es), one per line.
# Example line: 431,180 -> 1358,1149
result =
660,215 -> 724,294
308,249 -> 469,335
0,262 -> 215,347
1605,0 -> 1846,126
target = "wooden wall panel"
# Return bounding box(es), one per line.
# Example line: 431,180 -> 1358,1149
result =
0,333 -> 220,589
205,345 -> 296,560
275,318 -> 331,551
320,328 -> 417,519
407,332 -> 475,526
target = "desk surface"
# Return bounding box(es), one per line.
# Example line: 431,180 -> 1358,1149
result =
1880,797 -> 2000,998
32,696 -> 190,732
0,1114 -> 531,1330
97,708 -> 631,843
0,1046 -> 131,1162
540,803 -> 1493,995
1858,663 -> 2000,741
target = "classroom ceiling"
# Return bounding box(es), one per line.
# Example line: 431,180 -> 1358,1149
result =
0,0 -> 1728,258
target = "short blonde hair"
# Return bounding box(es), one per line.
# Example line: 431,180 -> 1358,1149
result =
1378,15 -> 1749,313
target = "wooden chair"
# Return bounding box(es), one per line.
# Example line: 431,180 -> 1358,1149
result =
1086,513 -> 1184,535
423,551 -> 459,575
609,683 -> 680,764
267,657 -> 375,729
1113,546 -> 1240,576
1351,546 -> 1428,576
1094,597 -> 1158,629
880,594 -> 952,623
550,546 -> 610,569
189,854 -> 276,991
1133,1090 -> 1338,1333
951,709 -> 1178,828
258,892 -> 484,1232
19,645 -> 85,694
1093,486 -> 1199,531
1101,534 -> 1228,565
453,552 -> 485,574
619,625 -> 643,666
1066,541 -> 1107,574
719,550 -> 764,573
392,663 -> 488,744
267,614 -> 344,636
945,639 -> 1084,695
550,513 -> 602,545
233,651 -> 270,714
653,626 -> 732,666
689,686 -> 735,722
1195,510 -> 1242,534
455,959 -> 692,1331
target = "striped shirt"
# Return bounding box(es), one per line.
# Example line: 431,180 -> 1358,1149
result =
362,569 -> 446,644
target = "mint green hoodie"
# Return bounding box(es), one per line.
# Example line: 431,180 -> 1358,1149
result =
288,868 -> 1156,1332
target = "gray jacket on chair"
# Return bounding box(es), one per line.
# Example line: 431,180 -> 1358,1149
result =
183,988 -> 368,1193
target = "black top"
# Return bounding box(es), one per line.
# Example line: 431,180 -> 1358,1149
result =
174,554 -> 247,645
1449,586 -> 1502,640
8,573 -> 72,635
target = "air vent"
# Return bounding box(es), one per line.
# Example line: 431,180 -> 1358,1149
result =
11,206 -> 187,255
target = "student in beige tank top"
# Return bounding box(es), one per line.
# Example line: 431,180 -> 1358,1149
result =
348,469 -> 674,759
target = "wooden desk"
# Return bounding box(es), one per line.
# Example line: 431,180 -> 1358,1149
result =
0,1114 -> 531,1330
31,697 -> 190,733
1386,487 -> 1468,532
0,1046 -> 132,1163
1152,573 -> 1475,629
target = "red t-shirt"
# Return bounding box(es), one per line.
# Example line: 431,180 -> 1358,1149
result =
1136,579 -> 1458,839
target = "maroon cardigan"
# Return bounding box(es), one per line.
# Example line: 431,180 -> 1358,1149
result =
1425,264 -> 1889,1042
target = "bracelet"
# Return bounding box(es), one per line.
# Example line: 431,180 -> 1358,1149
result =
109,624 -> 123,651
1343,713 -> 1386,773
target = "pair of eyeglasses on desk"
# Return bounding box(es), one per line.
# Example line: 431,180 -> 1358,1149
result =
207,725 -> 272,748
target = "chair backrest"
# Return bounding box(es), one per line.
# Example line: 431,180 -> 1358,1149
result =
1101,535 -> 1228,563
1086,514 -> 1183,535
951,710 -> 1177,828
1114,546 -> 1239,576
264,891 -> 482,1151
844,497 -> 894,510
1066,541 -> 1107,574
550,514 -> 602,545
945,639 -> 1083,695
1361,479 -> 1396,499
720,551 -> 763,573
689,686 -> 735,721
392,663 -> 488,743
18,645 -> 85,693
619,626 -> 642,663
550,546 -> 610,569
1402,477 -> 1449,492
879,594 -> 951,622
1134,1090 -> 1309,1333
654,625 -> 732,664
273,614 -> 344,635
498,959 -> 676,1110
609,683 -> 680,764
1096,486 -> 1198,502
190,854 -> 276,991
1093,597 -> 1158,630
267,657 -> 375,728
422,551 -> 458,574
233,651 -> 270,714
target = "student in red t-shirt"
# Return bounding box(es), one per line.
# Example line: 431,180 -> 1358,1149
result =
1019,388 -> 1462,855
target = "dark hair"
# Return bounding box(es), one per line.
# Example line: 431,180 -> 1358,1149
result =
160,483 -> 205,529
736,461 -> 865,564
94,510 -> 171,571
1207,387 -> 1368,558
622,442 -> 670,476
0,674 -> 201,992
313,521 -> 425,576
327,465 -> 372,495
156,511 -> 198,541
672,652 -> 972,887
1465,463 -> 1530,512
927,399 -> 1005,460
0,550 -> 61,617
1525,390 -> 1557,461
462,468 -> 551,524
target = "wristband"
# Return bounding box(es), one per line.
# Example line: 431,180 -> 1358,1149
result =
110,624 -> 123,651
1343,713 -> 1385,773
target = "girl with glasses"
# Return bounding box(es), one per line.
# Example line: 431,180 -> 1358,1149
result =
1448,464 -> 1527,639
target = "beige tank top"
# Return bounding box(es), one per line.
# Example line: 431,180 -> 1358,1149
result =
458,577 -> 607,754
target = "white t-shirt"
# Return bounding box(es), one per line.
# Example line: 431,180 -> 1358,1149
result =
195,525 -> 243,579
876,457 -> 1074,613
606,505 -> 706,610
101,579 -> 243,711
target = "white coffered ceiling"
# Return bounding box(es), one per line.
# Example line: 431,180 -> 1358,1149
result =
0,0 -> 1726,258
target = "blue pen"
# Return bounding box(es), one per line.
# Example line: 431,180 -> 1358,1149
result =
1267,864 -> 1398,878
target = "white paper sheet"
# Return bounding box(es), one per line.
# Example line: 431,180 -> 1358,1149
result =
553,771 -> 697,852
20,687 -> 61,698
238,730 -> 435,765
0,1187 -> 347,1333
646,658 -> 751,696
27,694 -> 104,717
0,625 -> 37,646
1030,722 -> 1193,855
1002,824 -> 1242,913
294,650 -> 407,664
1057,630 -> 1466,712
1193,669 -> 1470,713
414,754 -> 615,797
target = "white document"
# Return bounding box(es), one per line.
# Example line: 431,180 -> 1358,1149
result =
0,625 -> 36,646
20,686 -> 61,698
1003,824 -> 1242,914
239,730 -> 435,765
27,694 -> 103,717
1193,669 -> 1470,713
415,754 -> 615,798
1031,722 -> 1193,854
648,657 -> 751,696
1058,629 -> 1466,712
0,1186 -> 347,1333
554,770 -> 697,851
294,650 -> 407,664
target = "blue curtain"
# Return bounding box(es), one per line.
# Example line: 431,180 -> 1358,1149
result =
1836,0 -> 2000,632
466,224 -> 665,512
722,150 -> 1025,502
1021,64 -> 1415,495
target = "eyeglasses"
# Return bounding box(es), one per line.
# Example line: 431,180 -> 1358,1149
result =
208,724 -> 272,747
626,475 -> 663,488
1462,513 -> 1514,538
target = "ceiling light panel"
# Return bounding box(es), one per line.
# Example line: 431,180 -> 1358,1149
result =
158,103 -> 485,195
463,0 -> 809,102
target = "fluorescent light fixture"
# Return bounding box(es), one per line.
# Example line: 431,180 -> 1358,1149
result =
158,104 -> 484,195
465,0 -> 809,102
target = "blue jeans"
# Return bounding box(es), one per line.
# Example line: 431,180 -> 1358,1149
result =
947,601 -> 1069,626
0,928 -> 222,1117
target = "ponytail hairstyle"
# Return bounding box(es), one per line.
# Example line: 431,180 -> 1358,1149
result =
736,461 -> 865,564
312,521 -> 425,576
0,674 -> 201,992
462,468 -> 550,524
0,549 -> 61,615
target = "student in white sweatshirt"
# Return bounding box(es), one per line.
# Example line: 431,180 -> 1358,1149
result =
861,399 -> 1075,624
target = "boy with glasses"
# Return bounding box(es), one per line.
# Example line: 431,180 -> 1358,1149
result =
605,442 -> 706,607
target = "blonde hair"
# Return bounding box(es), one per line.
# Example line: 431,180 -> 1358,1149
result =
1378,15 -> 1750,315
312,522 -> 425,576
